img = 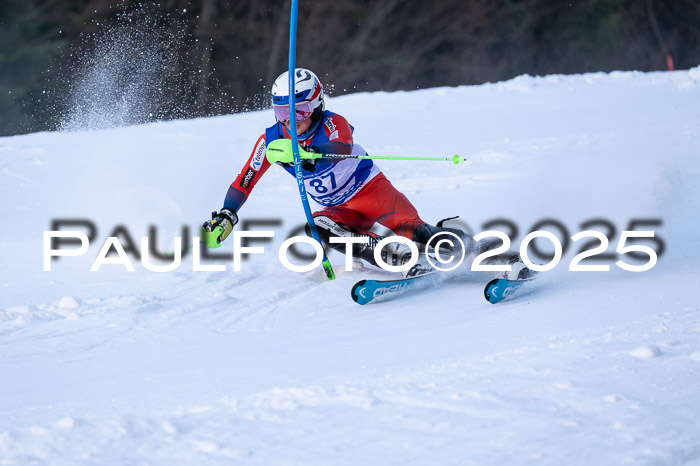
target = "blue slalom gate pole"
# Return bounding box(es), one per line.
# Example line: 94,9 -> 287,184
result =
288,0 -> 335,280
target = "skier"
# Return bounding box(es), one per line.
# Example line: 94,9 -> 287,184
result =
202,68 -> 526,278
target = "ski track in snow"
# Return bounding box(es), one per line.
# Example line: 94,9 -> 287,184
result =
1,69 -> 700,464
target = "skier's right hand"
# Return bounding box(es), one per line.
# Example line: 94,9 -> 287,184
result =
201,208 -> 238,248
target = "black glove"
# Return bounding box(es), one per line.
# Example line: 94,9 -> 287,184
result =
301,145 -> 320,172
201,208 -> 238,247
276,146 -> 320,172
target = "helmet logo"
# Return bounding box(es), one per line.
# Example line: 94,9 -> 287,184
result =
296,70 -> 312,82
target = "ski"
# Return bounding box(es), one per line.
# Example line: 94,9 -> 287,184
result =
351,272 -> 538,305
483,277 -> 536,304
351,272 -> 442,305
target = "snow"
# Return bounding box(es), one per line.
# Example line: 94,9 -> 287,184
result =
1,69 -> 700,464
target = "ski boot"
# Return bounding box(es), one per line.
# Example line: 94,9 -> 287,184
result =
309,216 -> 434,277
307,216 -> 379,264
502,253 -> 536,280
411,219 -> 474,263
381,241 -> 434,278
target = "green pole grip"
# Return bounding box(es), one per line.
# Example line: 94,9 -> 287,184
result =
200,225 -> 224,249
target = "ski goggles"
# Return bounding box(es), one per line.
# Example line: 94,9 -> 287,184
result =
273,102 -> 314,123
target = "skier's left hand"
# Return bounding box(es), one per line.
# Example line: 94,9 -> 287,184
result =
266,139 -> 318,164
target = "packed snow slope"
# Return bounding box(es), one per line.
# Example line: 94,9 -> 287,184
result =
1,68 -> 700,465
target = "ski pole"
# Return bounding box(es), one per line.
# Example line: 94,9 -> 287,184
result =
266,141 -> 468,166
302,152 -> 467,165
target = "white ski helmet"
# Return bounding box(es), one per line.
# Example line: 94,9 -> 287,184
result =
270,68 -> 324,124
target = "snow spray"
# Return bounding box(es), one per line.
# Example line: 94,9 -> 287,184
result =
56,11 -> 208,131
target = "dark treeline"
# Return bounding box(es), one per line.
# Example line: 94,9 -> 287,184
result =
1,0 -> 699,136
